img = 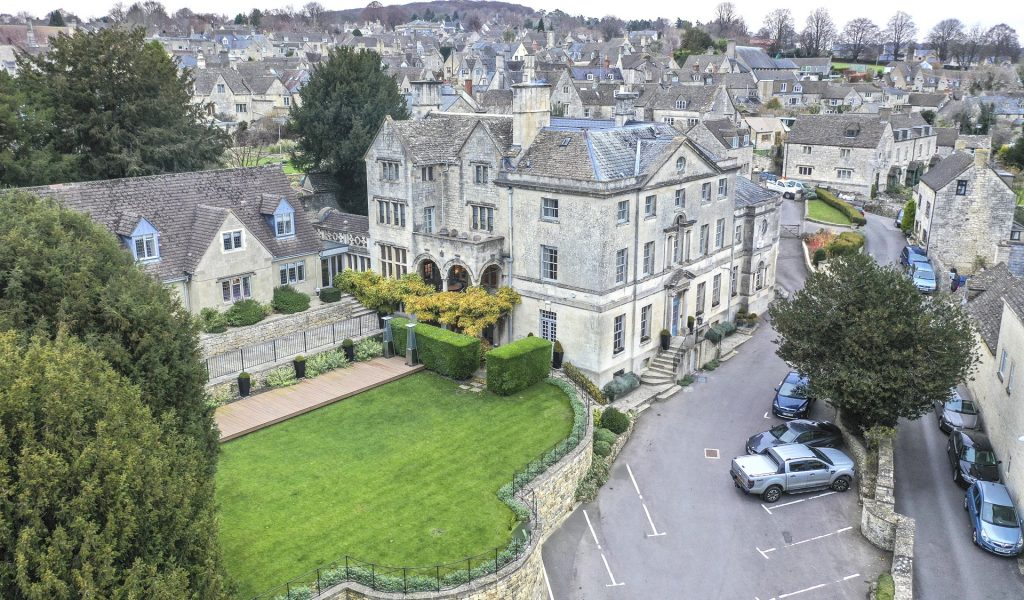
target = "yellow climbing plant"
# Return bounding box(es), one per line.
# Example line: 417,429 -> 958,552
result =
335,270 -> 434,313
405,286 -> 521,337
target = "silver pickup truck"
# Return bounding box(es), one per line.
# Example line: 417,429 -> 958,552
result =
730,443 -> 855,503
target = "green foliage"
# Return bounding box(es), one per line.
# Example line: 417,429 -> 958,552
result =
406,286 -> 522,338
563,361 -> 607,404
901,199 -> 917,235
600,406 -> 631,435
816,188 -> 866,226
355,337 -> 383,361
336,270 -> 433,313
391,317 -> 480,379
770,253 -> 977,430
920,109 -> 936,125
486,336 -> 552,395
594,427 -> 619,445
672,26 -> 715,63
319,286 -> 342,303
342,338 -> 354,348
864,424 -> 898,449
813,248 -> 827,266
225,299 -> 269,327
272,285 -> 311,314
602,372 -> 640,402
289,47 -> 410,213
575,459 -> 610,502
553,339 -> 564,353
0,28 -> 228,187
766,98 -> 782,110
826,231 -> 866,258
47,10 -> 65,25
871,182 -> 879,199
1003,136 -> 1024,170
265,366 -> 298,388
198,307 -> 228,333
702,358 -> 721,371
0,332 -> 227,598
305,348 -> 350,377
678,374 -> 696,387
593,440 -> 612,457
705,321 -> 737,343
239,372 -> 251,380
876,573 -> 895,600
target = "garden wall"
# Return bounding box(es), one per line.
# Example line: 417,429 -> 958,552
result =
859,438 -> 915,600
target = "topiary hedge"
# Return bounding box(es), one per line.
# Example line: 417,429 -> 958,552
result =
815,187 -> 866,226
485,336 -> 552,395
390,317 -> 480,379
594,427 -> 618,445
704,321 -> 737,344
319,286 -> 342,303
224,299 -> 268,327
593,441 -> 612,457
602,372 -> 640,402
826,230 -> 865,258
600,406 -> 631,435
272,285 -> 310,314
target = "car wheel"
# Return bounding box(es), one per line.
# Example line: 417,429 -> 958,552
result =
972,529 -> 978,546
762,485 -> 783,503
831,476 -> 851,492
953,467 -> 962,485
783,192 -> 794,199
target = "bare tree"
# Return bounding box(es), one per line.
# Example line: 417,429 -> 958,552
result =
926,19 -> 963,62
884,11 -> 917,61
840,18 -> 880,61
599,16 -> 624,42
465,14 -> 482,33
714,2 -> 737,26
383,7 -> 408,31
952,24 -> 986,67
986,23 -> 1021,63
801,8 -> 836,57
302,2 -> 325,27
710,2 -> 746,39
762,9 -> 795,56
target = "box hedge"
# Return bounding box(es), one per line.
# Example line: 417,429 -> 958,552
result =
485,336 -> 552,395
390,317 -> 480,379
826,230 -> 865,258
815,188 -> 866,226
704,321 -> 737,344
319,286 -> 342,303
272,285 -> 310,314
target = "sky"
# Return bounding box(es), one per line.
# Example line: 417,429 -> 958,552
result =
4,0 -> 1022,41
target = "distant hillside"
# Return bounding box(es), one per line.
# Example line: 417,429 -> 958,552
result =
327,0 -> 538,23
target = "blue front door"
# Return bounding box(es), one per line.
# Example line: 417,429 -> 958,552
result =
671,296 -> 680,336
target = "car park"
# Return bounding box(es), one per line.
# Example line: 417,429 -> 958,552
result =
911,262 -> 937,293
899,245 -> 927,267
947,429 -> 1000,487
730,443 -> 855,503
745,420 -> 842,455
964,481 -> 1024,557
936,389 -> 981,433
772,371 -> 814,419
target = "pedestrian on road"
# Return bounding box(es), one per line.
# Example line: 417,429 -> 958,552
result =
950,268 -> 959,293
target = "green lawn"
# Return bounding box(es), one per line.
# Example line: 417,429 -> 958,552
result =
217,372 -> 573,599
807,199 -> 852,225
831,62 -> 886,75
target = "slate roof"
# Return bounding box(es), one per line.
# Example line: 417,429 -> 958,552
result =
735,46 -> 780,70
908,92 -> 945,107
21,166 -> 318,282
786,114 -> 889,148
193,67 -> 251,95
644,85 -> 721,111
388,113 -> 514,162
735,176 -> 778,207
920,152 -> 974,191
935,127 -> 959,148
966,263 -> 1024,351
314,208 -> 369,235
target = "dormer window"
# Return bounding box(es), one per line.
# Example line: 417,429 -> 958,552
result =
675,98 -> 686,110
274,203 -> 295,237
587,73 -> 594,81
129,218 -> 160,262
731,136 -> 739,148
845,124 -> 860,138
780,83 -> 788,92
794,84 -> 802,93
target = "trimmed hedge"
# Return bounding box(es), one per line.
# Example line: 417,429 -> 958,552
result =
704,321 -> 737,344
563,361 -> 607,404
319,286 -> 342,303
602,372 -> 640,402
485,336 -> 552,395
225,299 -> 268,327
391,317 -> 480,379
272,285 -> 310,314
826,231 -> 865,258
816,188 -> 866,226
600,407 -> 630,434
594,427 -> 618,445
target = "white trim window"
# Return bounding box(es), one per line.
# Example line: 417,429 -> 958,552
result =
715,218 -> 725,249
471,205 -> 494,232
617,200 -> 630,223
640,304 -> 652,341
542,197 -> 559,220
701,182 -> 712,202
279,261 -> 305,285
798,166 -> 812,176
837,168 -> 853,180
377,199 -> 407,227
999,349 -> 1010,380
613,314 -> 625,354
541,245 -> 558,280
275,210 -> 294,237
675,188 -> 685,208
378,244 -> 408,279
699,224 -> 709,256
718,178 -> 728,198
643,241 -> 655,276
615,248 -> 628,284
221,275 -> 252,303
540,309 -> 557,341
222,230 -> 243,251
133,234 -> 158,260
423,207 -> 435,234
644,195 -> 656,217
712,273 -> 722,307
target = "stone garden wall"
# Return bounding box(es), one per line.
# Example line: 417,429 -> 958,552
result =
859,438 -> 915,600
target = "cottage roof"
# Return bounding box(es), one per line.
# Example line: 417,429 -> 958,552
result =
388,113 -> 514,162
966,263 -> 1024,351
935,127 -> 959,148
644,85 -> 721,111
786,114 -> 888,149
920,151 -> 974,191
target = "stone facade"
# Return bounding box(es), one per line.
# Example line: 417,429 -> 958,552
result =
784,132 -> 892,196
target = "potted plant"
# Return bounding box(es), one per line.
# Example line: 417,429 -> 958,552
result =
687,316 -> 695,334
659,328 -> 671,351
552,340 -> 564,369
293,355 -> 306,378
237,372 -> 251,397
341,339 -> 355,362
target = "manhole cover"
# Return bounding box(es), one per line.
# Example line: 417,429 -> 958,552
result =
704,448 -> 720,459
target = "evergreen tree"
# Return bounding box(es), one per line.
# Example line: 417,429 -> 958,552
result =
537,17 -> 545,32
900,199 -> 916,235
0,28 -> 228,187
47,10 -> 65,26
290,48 -> 409,214
0,332 -> 226,599
249,8 -> 262,27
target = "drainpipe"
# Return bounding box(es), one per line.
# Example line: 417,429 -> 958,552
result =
506,185 -> 515,344
628,140 -> 643,373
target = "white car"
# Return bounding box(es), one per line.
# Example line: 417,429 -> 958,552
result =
765,179 -> 805,199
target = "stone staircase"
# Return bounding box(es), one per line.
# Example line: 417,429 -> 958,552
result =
639,337 -> 692,386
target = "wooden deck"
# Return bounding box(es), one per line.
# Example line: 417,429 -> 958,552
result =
216,357 -> 425,442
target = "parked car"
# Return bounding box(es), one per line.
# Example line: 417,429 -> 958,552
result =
895,208 -> 905,228
948,429 -> 1001,487
936,389 -> 981,433
911,262 -> 938,293
759,172 -> 779,183
964,481 -> 1024,556
899,244 -> 927,267
772,371 -> 815,419
730,443 -> 855,503
766,179 -> 805,199
745,420 -> 842,455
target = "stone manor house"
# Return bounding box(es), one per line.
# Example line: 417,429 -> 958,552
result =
366,82 -> 781,385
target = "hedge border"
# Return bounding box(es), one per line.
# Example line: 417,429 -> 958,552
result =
486,336 -> 552,395
390,317 -> 480,379
816,187 -> 866,226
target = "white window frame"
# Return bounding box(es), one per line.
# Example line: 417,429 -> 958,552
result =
837,168 -> 853,180
675,188 -> 685,208
471,204 -> 494,232
133,233 -> 159,261
423,206 -> 435,234
278,261 -> 306,285
221,275 -> 252,303
275,211 -> 295,237
999,350 -> 1010,380
540,309 -> 557,341
542,197 -> 559,220
644,195 -> 656,217
617,199 -> 629,223
613,314 -> 625,354
615,248 -> 628,284
541,245 -> 558,281
701,182 -> 711,202
715,218 -> 725,249
640,304 -> 652,341
712,273 -> 722,307
222,229 -> 244,252
798,166 -> 813,176
643,241 -> 654,276
378,244 -> 408,279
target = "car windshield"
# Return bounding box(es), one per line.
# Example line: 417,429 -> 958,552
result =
983,502 -> 1020,528
778,381 -> 807,398
916,269 -> 935,281
809,447 -> 834,466
770,424 -> 801,442
964,447 -> 998,465
947,397 -> 978,414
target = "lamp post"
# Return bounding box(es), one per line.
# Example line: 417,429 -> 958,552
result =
382,316 -> 394,358
405,322 -> 418,366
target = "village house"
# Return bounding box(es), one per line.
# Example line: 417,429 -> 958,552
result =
783,113 -> 895,196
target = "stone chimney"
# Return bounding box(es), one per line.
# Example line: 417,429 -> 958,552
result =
523,53 -> 536,83
512,83 -> 551,148
975,148 -> 990,168
878,107 -> 892,122
954,138 -> 968,151
196,51 -> 206,69
410,80 -> 442,119
726,39 -> 736,59
614,90 -> 639,127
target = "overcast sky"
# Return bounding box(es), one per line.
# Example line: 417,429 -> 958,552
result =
5,0 -> 1022,42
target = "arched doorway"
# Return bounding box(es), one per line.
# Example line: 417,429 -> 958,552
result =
420,259 -> 442,291
480,264 -> 501,290
447,265 -> 470,292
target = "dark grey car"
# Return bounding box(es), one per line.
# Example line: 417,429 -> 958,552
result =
936,390 -> 981,433
745,420 -> 842,454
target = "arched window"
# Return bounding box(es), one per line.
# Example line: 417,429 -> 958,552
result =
760,219 -> 768,235
756,261 -> 767,290
675,156 -> 686,175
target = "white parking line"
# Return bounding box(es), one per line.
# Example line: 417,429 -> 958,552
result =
583,509 -> 601,549
764,411 -> 771,419
843,573 -> 860,581
600,553 -> 625,587
756,546 -> 777,560
761,491 -> 835,513
642,502 -> 666,537
787,526 -> 853,548
542,560 -> 555,600
763,573 -> 861,600
626,463 -> 643,499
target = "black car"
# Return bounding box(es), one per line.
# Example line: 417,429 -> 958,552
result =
745,420 -> 843,454
899,245 -> 927,268
935,389 -> 981,433
948,429 -> 1001,487
772,371 -> 815,419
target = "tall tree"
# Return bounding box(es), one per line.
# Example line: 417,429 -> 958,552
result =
0,28 -> 228,188
840,18 -> 881,61
986,23 -> 1021,62
801,8 -> 836,57
770,253 -> 976,431
884,11 -> 917,60
599,15 -> 623,41
926,18 -> 963,62
302,1 -> 324,26
952,24 -> 987,67
537,17 -> 545,32
709,2 -> 746,39
290,48 -> 409,214
47,10 -> 64,26
761,9 -> 795,56
249,8 -> 262,27
0,332 -> 226,599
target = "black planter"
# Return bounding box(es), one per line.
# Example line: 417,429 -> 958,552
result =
294,359 -> 306,378
660,333 -> 671,351
377,311 -> 387,329
552,351 -> 564,369
238,376 -> 251,397
342,345 -> 355,362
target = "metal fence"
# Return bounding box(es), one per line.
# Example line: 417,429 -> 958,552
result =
206,312 -> 381,380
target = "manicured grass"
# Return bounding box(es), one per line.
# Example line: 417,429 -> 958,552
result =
831,62 -> 886,75
807,199 -> 852,225
216,372 -> 573,599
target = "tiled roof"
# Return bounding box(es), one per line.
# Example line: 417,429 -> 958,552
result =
786,114 -> 889,148
314,208 -> 369,235
735,177 -> 778,207
935,127 -> 959,148
920,152 -> 974,191
966,263 -> 1024,351
645,85 -> 720,111
389,113 -> 514,162
20,166 -> 318,282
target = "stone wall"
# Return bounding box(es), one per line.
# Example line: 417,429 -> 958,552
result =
859,438 -> 915,600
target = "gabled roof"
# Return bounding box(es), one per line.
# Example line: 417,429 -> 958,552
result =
966,263 -> 1024,351
786,114 -> 889,149
386,113 -> 514,162
920,152 -> 974,190
21,166 -> 318,282
644,85 -> 721,111
735,176 -> 778,207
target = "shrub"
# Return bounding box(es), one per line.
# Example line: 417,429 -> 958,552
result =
602,372 -> 640,402
319,286 -> 342,303
659,328 -> 670,337
601,407 -> 630,434
197,307 -> 227,333
812,248 -> 827,266
594,428 -> 618,445
901,199 -> 916,235
704,321 -> 736,344
575,459 -> 610,502
225,299 -> 269,327
265,366 -> 297,388
678,374 -> 695,387
553,340 -> 563,353
390,317 -> 480,379
876,573 -> 895,600
355,337 -> 383,361
593,441 -> 612,458
816,187 -> 866,226
826,231 -> 865,258
702,358 -> 720,371
563,361 -> 607,404
272,285 -> 310,314
486,336 -> 552,395
238,371 -> 251,380
341,338 -> 354,348
306,349 -> 349,377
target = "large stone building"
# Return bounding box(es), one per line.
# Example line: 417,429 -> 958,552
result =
364,83 -> 781,385
783,114 -> 895,196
